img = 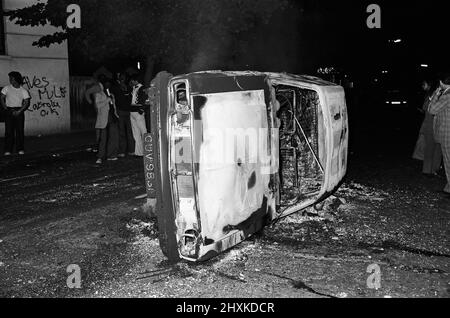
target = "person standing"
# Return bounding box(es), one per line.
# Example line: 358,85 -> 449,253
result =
103,80 -> 120,161
129,76 -> 147,157
110,73 -> 135,157
1,72 -> 31,156
85,78 -> 119,164
429,73 -> 450,195
413,78 -> 442,175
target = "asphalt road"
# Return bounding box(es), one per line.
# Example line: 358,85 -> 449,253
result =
0,113 -> 449,298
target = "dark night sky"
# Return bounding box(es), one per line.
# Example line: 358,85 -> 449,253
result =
295,1 -> 449,75
70,0 -> 449,83
221,0 -> 448,78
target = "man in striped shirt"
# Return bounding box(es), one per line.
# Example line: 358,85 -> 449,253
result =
429,72 -> 450,196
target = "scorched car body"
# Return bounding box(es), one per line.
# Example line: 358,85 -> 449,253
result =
143,71 -> 348,262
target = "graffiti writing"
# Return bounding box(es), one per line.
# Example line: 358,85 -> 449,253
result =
24,75 -> 50,90
32,100 -> 62,117
23,75 -> 67,118
39,86 -> 67,100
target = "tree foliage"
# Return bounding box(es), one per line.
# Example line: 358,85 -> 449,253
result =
6,0 -> 290,74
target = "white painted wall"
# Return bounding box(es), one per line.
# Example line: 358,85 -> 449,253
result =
0,0 -> 70,136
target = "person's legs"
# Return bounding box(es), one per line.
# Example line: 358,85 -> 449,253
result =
94,129 -> 101,152
130,113 -> 140,155
125,116 -> 136,154
423,130 -> 436,174
134,113 -> 148,156
97,128 -> 108,160
422,116 -> 442,174
106,115 -> 119,159
118,112 -> 135,155
118,114 -> 127,155
15,111 -> 25,152
145,110 -> 151,132
4,109 -> 15,154
442,142 -> 450,193
422,137 -> 432,174
431,141 -> 443,174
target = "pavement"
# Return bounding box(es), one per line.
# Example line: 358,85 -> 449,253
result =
0,146 -> 448,297
0,129 -> 96,163
0,112 -> 449,298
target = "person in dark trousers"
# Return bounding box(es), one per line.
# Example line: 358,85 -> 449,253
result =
85,78 -> 119,164
1,71 -> 31,156
110,73 -> 135,157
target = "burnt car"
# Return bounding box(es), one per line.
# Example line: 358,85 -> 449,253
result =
144,71 -> 348,262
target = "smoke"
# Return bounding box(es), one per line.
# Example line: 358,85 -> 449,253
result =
236,8 -> 303,73
189,32 -> 232,73
187,1 -> 303,74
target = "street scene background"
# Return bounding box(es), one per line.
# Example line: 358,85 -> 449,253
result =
0,0 -> 449,298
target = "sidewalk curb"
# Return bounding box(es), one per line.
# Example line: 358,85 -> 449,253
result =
0,143 -> 96,165
0,129 -> 97,164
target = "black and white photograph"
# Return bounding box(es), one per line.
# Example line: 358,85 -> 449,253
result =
0,0 -> 449,303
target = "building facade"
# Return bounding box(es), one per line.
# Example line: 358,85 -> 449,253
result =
0,0 -> 70,136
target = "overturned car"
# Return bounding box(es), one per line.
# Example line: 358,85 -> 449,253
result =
143,71 -> 348,262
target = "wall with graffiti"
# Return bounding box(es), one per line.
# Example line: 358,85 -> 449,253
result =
21,59 -> 70,135
0,0 -> 70,136
0,61 -> 70,137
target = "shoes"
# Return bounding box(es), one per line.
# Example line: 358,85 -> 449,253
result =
435,173 -> 445,179
107,157 -> 118,161
92,149 -> 99,153
96,159 -> 103,164
118,153 -> 126,158
4,152 -> 11,156
423,172 -> 444,179
18,151 -> 25,155
128,152 -> 135,156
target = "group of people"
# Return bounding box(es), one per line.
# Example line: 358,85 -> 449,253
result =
1,71 -> 31,156
85,73 -> 148,164
414,72 -> 450,196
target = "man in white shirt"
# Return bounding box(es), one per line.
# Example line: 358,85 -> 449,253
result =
1,72 -> 31,156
